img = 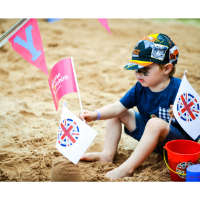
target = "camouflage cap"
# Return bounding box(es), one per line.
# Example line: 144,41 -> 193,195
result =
124,33 -> 179,70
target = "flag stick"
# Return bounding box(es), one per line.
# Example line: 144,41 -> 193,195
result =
167,117 -> 172,129
70,57 -> 85,121
167,70 -> 187,129
0,18 -> 30,47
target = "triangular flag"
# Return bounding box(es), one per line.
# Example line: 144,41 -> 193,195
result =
48,58 -> 78,111
56,102 -> 98,164
173,71 -> 200,140
8,19 -> 48,75
97,19 -> 111,34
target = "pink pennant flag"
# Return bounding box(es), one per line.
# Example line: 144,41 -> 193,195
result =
97,19 -> 111,34
48,58 -> 78,111
9,19 -> 48,75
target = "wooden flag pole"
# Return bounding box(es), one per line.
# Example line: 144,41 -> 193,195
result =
167,70 -> 188,129
0,18 -> 30,48
167,117 -> 172,129
70,57 -> 85,121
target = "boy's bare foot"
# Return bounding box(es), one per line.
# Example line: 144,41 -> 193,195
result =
105,166 -> 133,180
80,152 -> 113,163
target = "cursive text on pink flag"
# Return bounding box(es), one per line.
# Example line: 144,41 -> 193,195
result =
48,58 -> 78,111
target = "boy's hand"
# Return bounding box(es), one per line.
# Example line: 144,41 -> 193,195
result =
168,105 -> 175,118
79,110 -> 98,123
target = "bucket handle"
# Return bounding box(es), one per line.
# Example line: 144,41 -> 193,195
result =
163,147 -> 186,176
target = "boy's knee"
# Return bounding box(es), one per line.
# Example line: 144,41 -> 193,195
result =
146,118 -> 168,134
118,110 -> 136,132
121,109 -> 135,119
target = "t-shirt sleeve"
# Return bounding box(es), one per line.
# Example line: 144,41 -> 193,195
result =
119,82 -> 140,109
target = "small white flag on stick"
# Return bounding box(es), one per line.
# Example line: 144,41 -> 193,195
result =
173,70 -> 200,140
56,101 -> 98,164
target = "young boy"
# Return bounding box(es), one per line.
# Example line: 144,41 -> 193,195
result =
79,33 -> 199,181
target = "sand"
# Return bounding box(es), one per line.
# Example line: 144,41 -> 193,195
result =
50,156 -> 82,182
0,18 -> 200,182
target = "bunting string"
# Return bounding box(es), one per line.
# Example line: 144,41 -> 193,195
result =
0,18 -> 29,47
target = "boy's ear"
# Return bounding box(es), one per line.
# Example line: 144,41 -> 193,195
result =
164,63 -> 173,74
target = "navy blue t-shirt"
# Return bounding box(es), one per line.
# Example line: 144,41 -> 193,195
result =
120,76 -> 186,133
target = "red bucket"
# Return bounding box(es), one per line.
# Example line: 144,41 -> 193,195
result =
164,139 -> 200,182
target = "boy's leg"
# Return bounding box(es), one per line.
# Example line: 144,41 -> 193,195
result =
105,117 -> 169,180
80,109 -> 137,163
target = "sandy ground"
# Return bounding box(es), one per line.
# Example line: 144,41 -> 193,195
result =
0,19 -> 200,182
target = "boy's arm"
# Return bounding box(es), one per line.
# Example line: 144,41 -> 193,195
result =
79,101 -> 128,122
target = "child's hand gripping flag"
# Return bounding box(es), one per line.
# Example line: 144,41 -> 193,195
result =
48,58 -> 78,111
8,19 -> 48,75
56,102 -> 98,164
173,71 -> 200,140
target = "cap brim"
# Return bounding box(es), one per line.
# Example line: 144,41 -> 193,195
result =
124,60 -> 153,70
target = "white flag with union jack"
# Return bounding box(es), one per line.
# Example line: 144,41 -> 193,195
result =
56,101 -> 98,164
173,71 -> 200,140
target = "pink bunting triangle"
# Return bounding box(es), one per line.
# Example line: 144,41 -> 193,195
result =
97,19 -> 111,34
9,19 -> 48,75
